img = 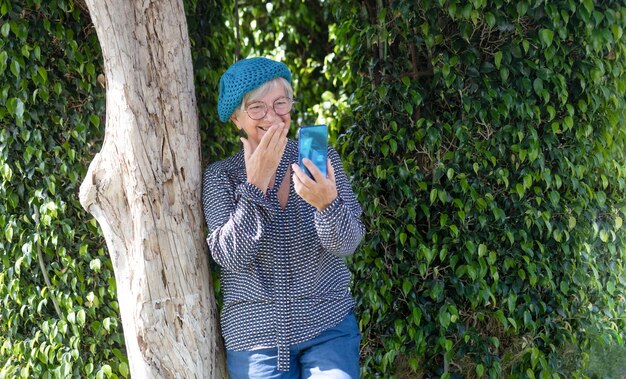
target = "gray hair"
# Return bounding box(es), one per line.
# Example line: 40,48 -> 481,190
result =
237,77 -> 293,114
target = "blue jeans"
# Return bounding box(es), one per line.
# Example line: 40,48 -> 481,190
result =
227,312 -> 361,379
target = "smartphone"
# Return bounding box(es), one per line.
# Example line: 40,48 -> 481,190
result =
298,124 -> 328,179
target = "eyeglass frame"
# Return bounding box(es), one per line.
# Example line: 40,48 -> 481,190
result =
243,96 -> 295,120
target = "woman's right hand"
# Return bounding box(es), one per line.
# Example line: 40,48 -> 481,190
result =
241,123 -> 289,193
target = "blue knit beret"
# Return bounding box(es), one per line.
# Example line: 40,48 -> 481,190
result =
217,57 -> 292,122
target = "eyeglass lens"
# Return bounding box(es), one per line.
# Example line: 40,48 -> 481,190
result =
246,97 -> 292,120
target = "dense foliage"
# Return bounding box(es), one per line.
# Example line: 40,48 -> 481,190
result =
2,0 -> 625,378
234,0 -> 344,137
186,0 -> 239,166
185,0 -> 238,304
0,1 -> 126,377
326,0 -> 626,377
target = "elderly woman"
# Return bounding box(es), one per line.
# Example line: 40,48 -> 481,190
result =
202,57 -> 365,378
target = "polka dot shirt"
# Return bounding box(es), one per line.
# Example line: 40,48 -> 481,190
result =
202,139 -> 365,371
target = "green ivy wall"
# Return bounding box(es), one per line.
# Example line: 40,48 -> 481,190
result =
327,0 -> 626,377
1,0 -> 625,378
0,1 -> 124,377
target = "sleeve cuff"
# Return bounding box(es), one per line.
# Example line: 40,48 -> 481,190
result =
236,182 -> 268,205
316,196 -> 343,218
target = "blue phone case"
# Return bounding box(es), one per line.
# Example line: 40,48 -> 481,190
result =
298,124 -> 328,178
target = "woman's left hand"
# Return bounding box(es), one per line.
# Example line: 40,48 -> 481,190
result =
292,159 -> 338,211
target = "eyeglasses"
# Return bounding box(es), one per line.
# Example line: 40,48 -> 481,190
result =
244,97 -> 294,120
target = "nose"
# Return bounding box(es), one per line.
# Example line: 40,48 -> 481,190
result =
263,105 -> 280,120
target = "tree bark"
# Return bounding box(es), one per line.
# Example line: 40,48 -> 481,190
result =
79,1 -> 227,377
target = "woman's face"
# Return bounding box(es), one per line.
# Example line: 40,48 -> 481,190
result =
230,83 -> 291,149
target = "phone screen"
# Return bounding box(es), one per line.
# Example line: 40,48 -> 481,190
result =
298,124 -> 328,179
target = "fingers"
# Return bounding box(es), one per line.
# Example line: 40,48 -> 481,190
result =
292,161 -> 315,191
304,158 -> 329,182
273,123 -> 289,153
291,159 -> 338,211
327,158 -> 335,182
300,158 -> 335,183
259,123 -> 288,152
240,122 -> 290,191
271,124 -> 289,154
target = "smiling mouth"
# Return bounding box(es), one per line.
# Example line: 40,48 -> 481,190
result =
258,126 -> 269,131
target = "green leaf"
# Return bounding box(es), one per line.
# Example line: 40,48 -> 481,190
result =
599,230 -> 609,243
394,319 -> 404,337
402,279 -> 412,297
516,183 -> 524,198
494,51 -> 502,69
5,224 -> 13,242
549,191 -> 560,206
90,258 -> 102,272
389,139 -> 397,154
612,25 -> 623,41
103,317 -> 112,332
86,63 -> 96,77
0,51 -> 7,73
522,39 -> 530,54
404,102 -> 413,115
476,364 -> 484,377
381,143 -> 389,157
442,63 -> 450,78
399,232 -> 407,246
47,180 -> 56,195
500,67 -> 509,82
449,224 -> 459,236
38,66 -> 48,84
568,216 -> 576,230
119,362 -> 130,378
523,174 -> 532,189
538,29 -> 554,47
446,168 -> 454,180
563,116 -> 573,130
485,12 -> 496,28
430,188 -> 438,204
377,86 -> 388,98
77,309 -> 86,326
560,280 -> 569,294
533,78 -> 543,94
10,59 -> 20,77
607,280 -> 616,295
438,189 -> 447,203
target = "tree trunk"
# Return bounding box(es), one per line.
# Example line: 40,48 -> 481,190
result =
79,1 -> 227,377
